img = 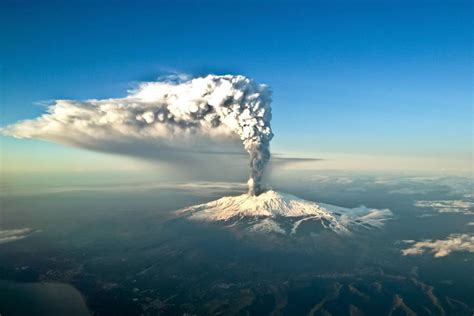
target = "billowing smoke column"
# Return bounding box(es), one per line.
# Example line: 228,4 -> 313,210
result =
156,74 -> 272,195
2,75 -> 273,195
246,136 -> 271,195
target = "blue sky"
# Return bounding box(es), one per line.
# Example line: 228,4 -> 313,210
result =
1,0 -> 472,174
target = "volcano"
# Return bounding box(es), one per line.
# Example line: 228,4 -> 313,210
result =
178,190 -> 392,235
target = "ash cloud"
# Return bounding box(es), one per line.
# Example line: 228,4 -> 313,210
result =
2,75 -> 273,195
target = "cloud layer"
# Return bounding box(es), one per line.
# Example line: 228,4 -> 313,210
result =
401,234 -> 474,257
0,228 -> 33,244
414,200 -> 474,215
2,75 -> 273,195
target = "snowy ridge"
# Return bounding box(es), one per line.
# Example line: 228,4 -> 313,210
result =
178,190 -> 392,235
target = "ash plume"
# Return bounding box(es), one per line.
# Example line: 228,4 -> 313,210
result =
2,75 -> 273,195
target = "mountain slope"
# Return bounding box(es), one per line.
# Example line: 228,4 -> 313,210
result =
177,190 -> 392,235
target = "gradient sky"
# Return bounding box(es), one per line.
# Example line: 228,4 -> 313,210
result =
1,0 -> 472,175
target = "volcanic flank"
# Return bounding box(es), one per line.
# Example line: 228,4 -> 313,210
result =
178,190 -> 392,235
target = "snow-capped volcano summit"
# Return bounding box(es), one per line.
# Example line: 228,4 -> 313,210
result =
178,190 -> 392,235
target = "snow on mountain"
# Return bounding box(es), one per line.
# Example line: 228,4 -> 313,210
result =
177,190 -> 392,235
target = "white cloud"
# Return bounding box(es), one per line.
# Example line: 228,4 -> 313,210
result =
414,200 -> 474,215
0,228 -> 33,244
304,174 -> 353,184
417,213 -> 438,218
401,234 -> 474,257
389,188 -> 427,195
377,176 -> 473,197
